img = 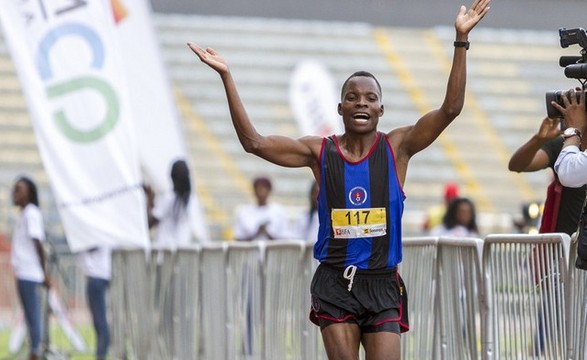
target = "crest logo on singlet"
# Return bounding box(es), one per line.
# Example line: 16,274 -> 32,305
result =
348,186 -> 367,206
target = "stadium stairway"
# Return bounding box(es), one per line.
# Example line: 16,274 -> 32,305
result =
158,14 -> 574,236
0,32 -> 50,236
0,14 -> 577,240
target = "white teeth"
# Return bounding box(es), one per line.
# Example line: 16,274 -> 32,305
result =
353,113 -> 369,120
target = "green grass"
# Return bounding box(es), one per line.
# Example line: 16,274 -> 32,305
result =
0,324 -> 101,360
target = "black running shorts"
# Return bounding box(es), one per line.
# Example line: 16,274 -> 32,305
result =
309,263 -> 409,334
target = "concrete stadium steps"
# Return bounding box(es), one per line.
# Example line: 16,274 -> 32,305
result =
0,58 -> 16,79
434,27 -> 570,210
0,91 -> 26,111
0,14 -> 572,238
162,14 -> 410,234
373,27 -> 528,213
460,28 -> 575,139
158,15 -> 569,234
157,16 -> 422,218
0,30 -> 52,228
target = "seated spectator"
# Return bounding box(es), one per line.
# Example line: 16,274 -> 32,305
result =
233,176 -> 289,241
430,197 -> 479,237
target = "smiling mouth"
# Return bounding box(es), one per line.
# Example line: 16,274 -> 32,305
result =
352,113 -> 370,122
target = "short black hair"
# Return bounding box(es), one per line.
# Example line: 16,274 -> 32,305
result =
253,176 -> 272,191
340,71 -> 382,100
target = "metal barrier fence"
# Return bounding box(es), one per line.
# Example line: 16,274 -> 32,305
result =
567,234 -> 587,360
0,250 -> 95,360
0,233 -> 584,360
400,237 -> 439,360
400,236 -> 485,360
482,234 -> 571,360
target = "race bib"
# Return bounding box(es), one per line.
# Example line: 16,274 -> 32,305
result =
331,208 -> 387,239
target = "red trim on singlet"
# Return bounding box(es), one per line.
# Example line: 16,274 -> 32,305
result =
331,132 -> 381,165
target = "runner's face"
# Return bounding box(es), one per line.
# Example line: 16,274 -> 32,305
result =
338,76 -> 383,134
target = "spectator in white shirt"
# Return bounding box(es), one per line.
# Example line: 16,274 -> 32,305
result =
78,246 -> 112,360
147,159 -> 210,248
146,159 -> 210,355
10,176 -> 49,360
233,176 -> 289,241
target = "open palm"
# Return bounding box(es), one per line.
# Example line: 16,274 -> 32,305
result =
188,42 -> 229,74
455,0 -> 490,34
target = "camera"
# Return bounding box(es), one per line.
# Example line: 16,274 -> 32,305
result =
545,27 -> 587,118
545,90 -> 584,120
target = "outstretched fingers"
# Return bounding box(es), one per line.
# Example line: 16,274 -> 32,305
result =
469,0 -> 491,21
456,0 -> 490,33
187,42 -> 208,60
469,0 -> 491,17
187,42 -> 229,73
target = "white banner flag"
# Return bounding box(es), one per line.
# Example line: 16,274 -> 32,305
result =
0,0 -> 150,251
289,60 -> 343,136
113,0 -> 210,242
112,0 -> 188,192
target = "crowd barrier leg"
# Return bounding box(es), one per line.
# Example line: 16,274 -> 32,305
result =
482,234 -> 569,360
400,237 -> 439,360
200,244 -> 228,360
174,247 -> 201,360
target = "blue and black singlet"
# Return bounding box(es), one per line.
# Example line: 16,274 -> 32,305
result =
314,132 -> 405,270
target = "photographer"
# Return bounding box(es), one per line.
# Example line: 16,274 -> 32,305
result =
509,117 -> 584,235
510,113 -> 585,354
553,88 -> 587,187
553,88 -> 587,271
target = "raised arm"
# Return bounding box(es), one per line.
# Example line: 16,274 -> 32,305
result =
508,117 -> 561,172
187,44 -> 321,170
393,0 -> 490,158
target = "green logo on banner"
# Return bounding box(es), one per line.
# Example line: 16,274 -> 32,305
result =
37,22 -> 120,143
47,76 -> 120,143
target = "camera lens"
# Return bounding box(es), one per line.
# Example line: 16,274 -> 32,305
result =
565,64 -> 587,79
545,90 -> 585,118
545,91 -> 562,118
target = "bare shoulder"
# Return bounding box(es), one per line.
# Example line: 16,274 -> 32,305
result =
298,135 -> 325,154
386,125 -> 413,152
385,126 -> 414,185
